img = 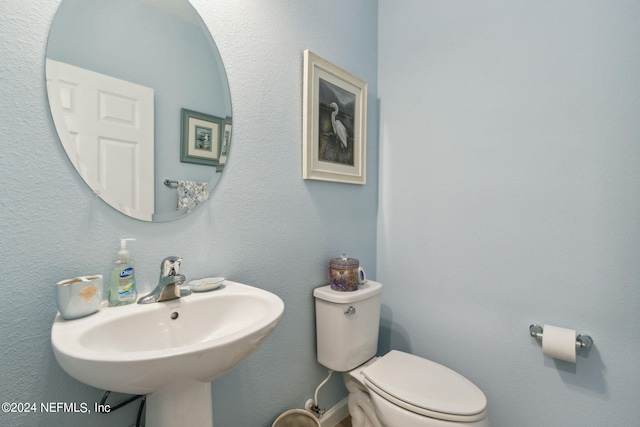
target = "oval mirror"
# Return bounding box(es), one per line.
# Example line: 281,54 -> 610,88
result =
46,0 -> 232,222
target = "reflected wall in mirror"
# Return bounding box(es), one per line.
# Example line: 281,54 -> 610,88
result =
46,0 -> 232,222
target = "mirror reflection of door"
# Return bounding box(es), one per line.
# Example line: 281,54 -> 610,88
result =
47,59 -> 155,221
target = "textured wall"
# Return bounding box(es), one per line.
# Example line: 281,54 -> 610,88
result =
0,1 -> 378,426
377,1 -> 640,426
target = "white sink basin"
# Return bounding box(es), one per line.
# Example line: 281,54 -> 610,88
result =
51,280 -> 284,426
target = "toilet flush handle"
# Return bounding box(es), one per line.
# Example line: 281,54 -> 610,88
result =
344,306 -> 356,316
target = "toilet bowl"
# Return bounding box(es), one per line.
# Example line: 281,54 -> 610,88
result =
313,281 -> 490,427
345,351 -> 489,427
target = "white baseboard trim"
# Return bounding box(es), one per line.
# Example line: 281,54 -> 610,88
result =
319,397 -> 349,427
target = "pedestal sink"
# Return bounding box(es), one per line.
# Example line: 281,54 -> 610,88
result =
51,280 -> 284,427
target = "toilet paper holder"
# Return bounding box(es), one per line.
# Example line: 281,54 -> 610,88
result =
529,324 -> 593,349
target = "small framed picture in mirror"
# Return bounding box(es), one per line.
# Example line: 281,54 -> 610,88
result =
180,108 -> 224,166
217,118 -> 232,172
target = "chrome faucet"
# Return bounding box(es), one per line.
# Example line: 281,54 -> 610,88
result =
138,256 -> 191,304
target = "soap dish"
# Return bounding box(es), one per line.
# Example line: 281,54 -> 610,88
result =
188,277 -> 224,292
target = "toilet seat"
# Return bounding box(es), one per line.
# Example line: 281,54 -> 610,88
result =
361,350 -> 487,423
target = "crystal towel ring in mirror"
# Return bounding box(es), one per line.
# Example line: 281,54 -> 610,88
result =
46,0 -> 232,222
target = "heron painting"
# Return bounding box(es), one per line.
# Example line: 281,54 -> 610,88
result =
302,50 -> 367,184
195,125 -> 213,151
180,108 -> 224,166
318,78 -> 356,166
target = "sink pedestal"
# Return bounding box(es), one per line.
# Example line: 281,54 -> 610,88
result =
146,382 -> 213,427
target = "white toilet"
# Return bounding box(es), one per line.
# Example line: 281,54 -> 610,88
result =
313,281 -> 489,427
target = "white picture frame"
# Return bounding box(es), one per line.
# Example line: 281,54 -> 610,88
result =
303,50 -> 367,185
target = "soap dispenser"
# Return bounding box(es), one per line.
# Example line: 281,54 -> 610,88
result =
108,238 -> 138,306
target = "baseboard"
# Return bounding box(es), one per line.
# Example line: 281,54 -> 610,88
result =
319,397 -> 349,427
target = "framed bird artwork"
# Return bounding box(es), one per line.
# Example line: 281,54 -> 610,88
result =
303,50 -> 367,184
180,108 -> 226,167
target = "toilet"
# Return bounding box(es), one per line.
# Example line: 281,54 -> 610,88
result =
313,281 -> 489,427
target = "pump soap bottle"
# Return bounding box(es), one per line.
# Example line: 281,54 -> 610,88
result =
108,238 -> 138,306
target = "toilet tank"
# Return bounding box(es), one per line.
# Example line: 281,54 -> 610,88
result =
313,281 -> 382,372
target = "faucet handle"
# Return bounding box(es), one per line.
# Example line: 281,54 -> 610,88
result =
161,256 -> 183,277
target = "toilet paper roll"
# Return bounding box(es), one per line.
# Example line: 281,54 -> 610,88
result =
542,324 -> 576,363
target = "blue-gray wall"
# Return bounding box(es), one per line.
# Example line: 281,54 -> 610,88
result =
377,1 -> 640,426
0,1 -> 378,426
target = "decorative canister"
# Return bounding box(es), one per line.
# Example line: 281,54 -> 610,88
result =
328,253 -> 365,292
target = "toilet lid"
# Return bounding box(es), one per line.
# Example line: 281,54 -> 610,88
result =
361,350 -> 486,419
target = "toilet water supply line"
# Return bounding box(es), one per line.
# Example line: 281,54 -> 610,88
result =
308,369 -> 333,417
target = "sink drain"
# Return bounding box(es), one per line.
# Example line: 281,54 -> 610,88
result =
170,312 -> 179,320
